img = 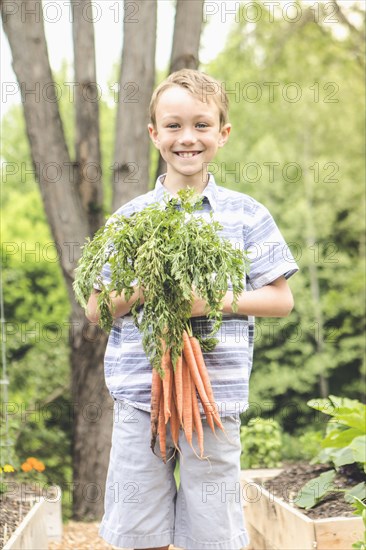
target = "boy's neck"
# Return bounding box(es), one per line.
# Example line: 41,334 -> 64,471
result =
161,171 -> 209,196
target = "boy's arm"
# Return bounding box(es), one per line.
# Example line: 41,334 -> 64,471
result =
85,287 -> 145,324
86,276 -> 293,322
191,275 -> 294,318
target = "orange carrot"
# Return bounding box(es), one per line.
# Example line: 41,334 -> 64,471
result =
158,392 -> 167,463
182,331 -> 215,422
170,385 -> 180,451
174,354 -> 183,425
150,367 -> 162,454
161,343 -> 172,424
191,382 -> 204,458
189,335 -> 225,432
182,355 -> 193,447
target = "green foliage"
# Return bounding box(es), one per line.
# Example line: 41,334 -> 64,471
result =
206,0 -> 365,419
296,396 -> 366,513
74,188 -> 249,373
281,429 -> 324,462
1,150 -> 72,517
240,418 -> 282,469
351,497 -> 366,549
307,395 -> 366,471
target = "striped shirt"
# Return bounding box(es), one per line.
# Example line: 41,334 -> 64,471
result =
99,174 -> 298,416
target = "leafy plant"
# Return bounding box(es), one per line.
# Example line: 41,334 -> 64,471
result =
74,188 -> 249,374
240,418 -> 282,469
351,497 -> 366,549
308,395 -> 366,471
296,396 -> 366,511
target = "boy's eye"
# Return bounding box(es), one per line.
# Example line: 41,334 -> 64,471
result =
167,123 -> 180,129
196,122 -> 208,128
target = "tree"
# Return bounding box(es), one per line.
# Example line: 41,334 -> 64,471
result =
1,0 -> 204,519
156,0 -> 205,179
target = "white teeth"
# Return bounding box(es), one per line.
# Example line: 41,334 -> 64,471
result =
177,152 -> 199,158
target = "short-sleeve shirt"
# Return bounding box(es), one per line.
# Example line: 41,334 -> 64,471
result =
98,174 -> 298,416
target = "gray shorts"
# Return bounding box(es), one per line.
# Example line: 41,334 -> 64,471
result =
99,400 -> 249,550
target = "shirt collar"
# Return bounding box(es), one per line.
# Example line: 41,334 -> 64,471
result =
153,173 -> 218,212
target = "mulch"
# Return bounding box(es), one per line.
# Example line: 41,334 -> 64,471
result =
48,523 -> 183,550
0,496 -> 32,547
48,521 -> 120,549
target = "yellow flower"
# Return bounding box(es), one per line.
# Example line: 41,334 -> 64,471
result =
3,464 -> 15,473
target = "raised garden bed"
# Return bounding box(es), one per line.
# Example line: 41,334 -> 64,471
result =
241,463 -> 364,550
0,487 -> 62,549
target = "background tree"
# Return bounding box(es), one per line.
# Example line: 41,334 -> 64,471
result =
155,0 -> 205,179
1,0 -> 204,519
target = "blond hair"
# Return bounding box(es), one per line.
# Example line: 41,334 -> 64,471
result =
149,69 -> 229,129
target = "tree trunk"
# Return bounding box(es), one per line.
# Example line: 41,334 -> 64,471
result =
71,0 -> 112,520
112,0 -> 157,211
1,0 -> 87,285
70,313 -> 109,520
1,0 -> 112,520
72,0 -> 104,235
169,0 -> 204,74
156,0 -> 204,180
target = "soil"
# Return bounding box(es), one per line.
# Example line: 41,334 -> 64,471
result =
262,461 -> 365,519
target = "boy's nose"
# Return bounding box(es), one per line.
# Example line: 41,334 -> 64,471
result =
178,128 -> 197,145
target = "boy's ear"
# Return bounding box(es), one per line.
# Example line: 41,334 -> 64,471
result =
148,124 -> 160,148
218,123 -> 231,148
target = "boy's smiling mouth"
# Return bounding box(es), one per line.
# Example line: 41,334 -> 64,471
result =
174,151 -> 202,157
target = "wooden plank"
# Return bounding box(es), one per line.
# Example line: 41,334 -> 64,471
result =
4,499 -> 48,550
242,476 -> 316,550
44,496 -> 63,542
241,472 -> 364,550
245,524 -> 275,550
241,469 -> 284,483
315,517 -> 364,550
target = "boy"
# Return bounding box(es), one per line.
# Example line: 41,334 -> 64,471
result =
86,69 -> 298,550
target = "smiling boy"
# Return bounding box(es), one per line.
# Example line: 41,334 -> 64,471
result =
88,69 -> 298,550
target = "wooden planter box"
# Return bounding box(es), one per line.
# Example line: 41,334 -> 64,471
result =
241,470 -> 364,550
3,488 -> 62,550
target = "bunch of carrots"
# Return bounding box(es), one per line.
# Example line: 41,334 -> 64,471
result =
151,330 -> 224,462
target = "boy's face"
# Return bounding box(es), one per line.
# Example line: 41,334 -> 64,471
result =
148,86 -> 231,184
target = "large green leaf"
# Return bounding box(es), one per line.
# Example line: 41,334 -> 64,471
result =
295,470 -> 336,509
332,446 -> 357,468
308,398 -> 366,431
307,396 -> 362,418
322,427 -> 364,449
334,407 -> 366,431
350,436 -> 366,465
344,483 -> 366,505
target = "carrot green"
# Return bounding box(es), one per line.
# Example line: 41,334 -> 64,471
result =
73,188 -> 250,376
